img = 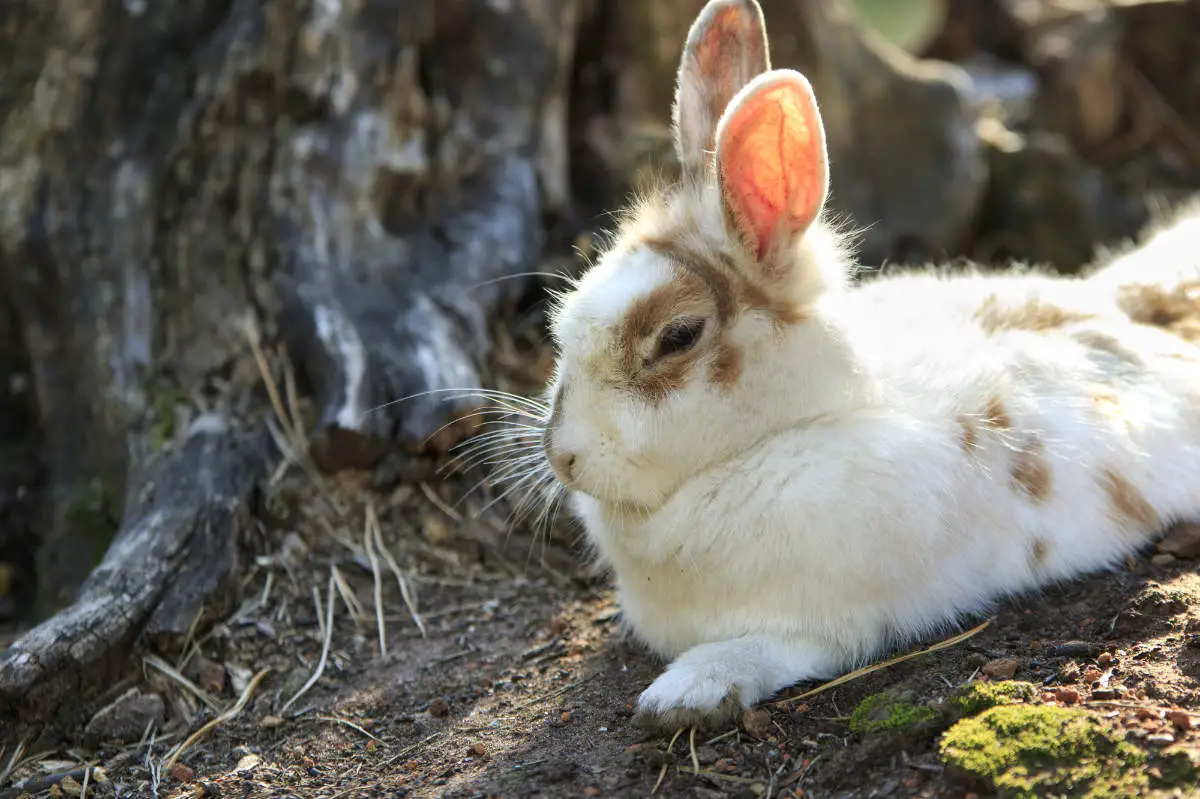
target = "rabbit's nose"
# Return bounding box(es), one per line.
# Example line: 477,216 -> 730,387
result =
548,450 -> 577,484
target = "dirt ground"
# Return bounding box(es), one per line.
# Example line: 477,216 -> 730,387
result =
4,294 -> 1200,799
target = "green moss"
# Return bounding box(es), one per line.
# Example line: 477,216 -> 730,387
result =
951,681 -> 1037,717
940,704 -> 1149,798
850,690 -> 939,736
150,384 -> 187,448
62,477 -> 121,566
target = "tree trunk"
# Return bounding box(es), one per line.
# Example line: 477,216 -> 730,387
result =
0,0 -> 580,735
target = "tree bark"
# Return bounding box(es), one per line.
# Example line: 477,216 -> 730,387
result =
0,0 -> 580,735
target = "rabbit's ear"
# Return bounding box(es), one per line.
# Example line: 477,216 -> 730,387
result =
715,70 -> 829,268
673,0 -> 770,182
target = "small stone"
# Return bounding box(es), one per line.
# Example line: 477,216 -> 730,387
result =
559,711 -> 572,724
1041,691 -> 1057,703
59,776 -> 82,797
741,708 -> 771,738
468,742 -> 488,759
428,698 -> 450,718
1082,666 -> 1103,684
1146,733 -> 1176,746
1096,652 -> 1113,667
1091,688 -> 1116,700
1166,710 -> 1192,731
982,658 -> 1019,679
234,753 -> 261,772
49,784 -> 64,798
1054,687 -> 1081,705
1136,708 -> 1158,721
1150,553 -> 1176,567
749,782 -> 766,796
194,658 -> 227,694
260,715 -> 284,728
548,616 -> 569,636
169,763 -> 195,783
84,688 -> 166,743
583,787 -> 601,797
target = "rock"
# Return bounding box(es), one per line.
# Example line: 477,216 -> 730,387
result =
982,657 -> 1020,679
741,708 -> 771,738
1150,553 -> 1177,568
1045,641 -> 1100,659
1166,710 -> 1192,731
1146,733 -> 1176,747
1090,688 -> 1116,700
976,128 -> 1128,272
84,687 -> 166,743
1054,687 -> 1081,705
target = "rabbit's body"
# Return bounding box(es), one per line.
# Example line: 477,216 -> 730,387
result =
532,0 -> 1200,730
568,195 -> 1200,725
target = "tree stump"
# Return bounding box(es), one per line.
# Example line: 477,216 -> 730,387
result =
0,0 -> 581,738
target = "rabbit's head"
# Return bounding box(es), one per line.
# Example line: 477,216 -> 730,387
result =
543,0 -> 855,510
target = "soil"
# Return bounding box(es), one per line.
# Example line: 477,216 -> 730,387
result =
3,302 -> 1200,799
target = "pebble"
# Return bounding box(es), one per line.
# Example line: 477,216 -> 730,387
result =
1090,688 -> 1117,700
169,763 -> 196,783
982,658 -> 1019,679
1082,667 -> 1103,684
428,698 -> 451,718
1146,733 -> 1176,747
468,742 -> 489,760
1096,652 -> 1113,667
741,708 -> 771,738
1054,687 -> 1080,705
1150,553 -> 1176,567
1166,710 -> 1192,731
1046,641 -> 1099,658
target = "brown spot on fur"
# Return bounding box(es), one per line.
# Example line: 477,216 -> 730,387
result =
1118,280 -> 1200,343
1028,538 -> 1049,571
709,342 -> 743,388
1073,329 -> 1144,370
1099,468 -> 1159,531
1011,435 -> 1052,502
975,295 -> 1094,334
983,396 -> 1012,430
958,415 -> 979,454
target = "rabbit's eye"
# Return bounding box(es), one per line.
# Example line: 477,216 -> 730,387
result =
656,318 -> 706,358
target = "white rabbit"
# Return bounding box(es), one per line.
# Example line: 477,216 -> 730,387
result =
531,0 -> 1200,731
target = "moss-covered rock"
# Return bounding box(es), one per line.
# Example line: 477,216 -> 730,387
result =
941,704 -> 1150,798
950,680 -> 1038,717
850,689 -> 939,736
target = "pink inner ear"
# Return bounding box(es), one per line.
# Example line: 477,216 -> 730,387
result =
716,72 -> 828,262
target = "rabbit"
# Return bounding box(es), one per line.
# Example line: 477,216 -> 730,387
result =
524,0 -> 1200,732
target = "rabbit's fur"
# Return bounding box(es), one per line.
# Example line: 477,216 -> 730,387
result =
534,0 -> 1200,731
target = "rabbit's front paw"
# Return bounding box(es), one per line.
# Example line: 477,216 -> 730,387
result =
631,636 -> 838,734
633,660 -> 746,733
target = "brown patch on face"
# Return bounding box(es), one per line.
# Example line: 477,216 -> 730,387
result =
1118,280 -> 1200,344
1028,538 -> 1049,571
982,396 -> 1012,430
1010,434 -> 1052,503
1099,468 -> 1159,531
975,295 -> 1094,335
709,342 -> 743,389
957,414 -> 979,455
642,237 -> 808,328
616,264 -> 720,404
